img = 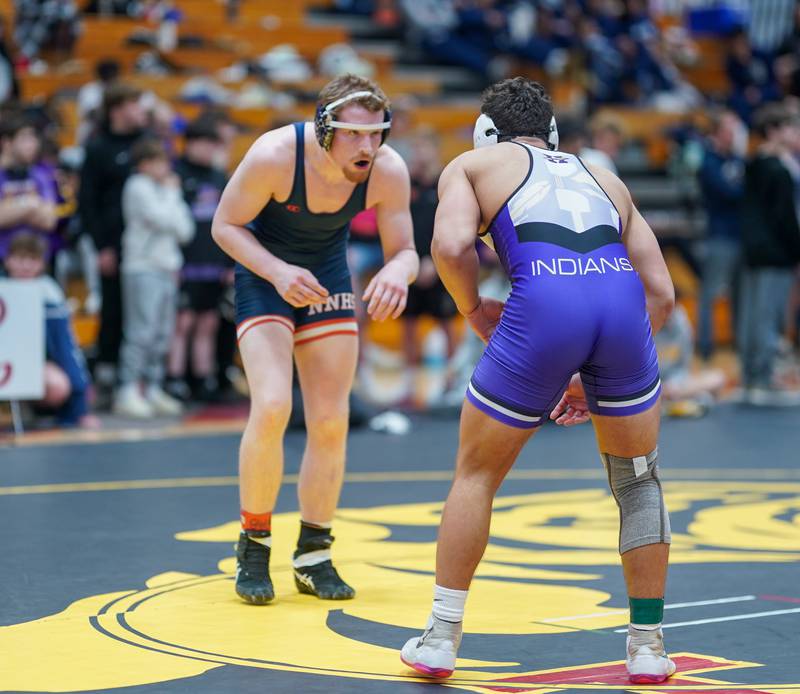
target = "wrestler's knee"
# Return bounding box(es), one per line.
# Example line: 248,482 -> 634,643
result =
305,413 -> 349,448
249,392 -> 291,433
602,447 -> 671,554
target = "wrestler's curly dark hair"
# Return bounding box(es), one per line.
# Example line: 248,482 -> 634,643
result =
480,77 -> 553,144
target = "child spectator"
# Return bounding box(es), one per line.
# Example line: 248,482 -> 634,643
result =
115,138 -> 194,418
0,114 -> 59,264
3,233 -> 98,428
166,118 -> 231,401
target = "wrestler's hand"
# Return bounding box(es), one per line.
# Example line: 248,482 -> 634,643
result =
273,263 -> 329,307
550,373 -> 591,426
363,263 -> 409,321
465,297 -> 504,343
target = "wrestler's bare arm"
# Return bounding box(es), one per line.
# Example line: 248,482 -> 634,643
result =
211,131 -> 328,307
363,146 -> 419,321
430,155 -> 483,315
589,164 -> 675,333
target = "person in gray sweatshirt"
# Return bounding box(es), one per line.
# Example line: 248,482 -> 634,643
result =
115,137 -> 195,418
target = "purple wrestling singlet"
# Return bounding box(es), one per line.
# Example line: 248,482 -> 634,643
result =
468,143 -> 661,428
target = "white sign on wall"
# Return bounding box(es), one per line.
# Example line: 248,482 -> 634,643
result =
0,279 -> 44,400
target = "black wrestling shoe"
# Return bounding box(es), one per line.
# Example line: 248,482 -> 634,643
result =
235,532 -> 274,605
294,560 -> 355,600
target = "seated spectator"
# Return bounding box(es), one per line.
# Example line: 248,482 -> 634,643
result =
0,14 -> 19,105
656,301 -> 726,417
115,138 -> 194,418
13,0 -> 79,67
726,29 -> 781,123
0,113 -> 59,264
166,119 -> 231,402
3,233 -> 98,429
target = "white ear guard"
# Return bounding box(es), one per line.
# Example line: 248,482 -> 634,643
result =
473,113 -> 560,151
548,115 -> 559,151
473,113 -> 499,149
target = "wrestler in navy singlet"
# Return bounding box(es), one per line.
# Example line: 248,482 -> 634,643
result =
467,144 -> 661,428
235,122 -> 365,344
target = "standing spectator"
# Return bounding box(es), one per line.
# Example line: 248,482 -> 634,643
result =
402,128 -> 456,398
13,0 -> 79,67
3,233 -> 98,429
115,138 -> 194,418
76,58 -> 121,145
166,119 -> 230,402
696,110 -> 747,360
78,83 -> 147,402
0,114 -> 59,263
739,103 -> 800,405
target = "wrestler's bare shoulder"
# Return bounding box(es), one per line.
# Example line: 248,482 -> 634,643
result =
372,144 -> 409,179
368,145 -> 410,198
242,124 -> 298,169
446,142 -> 527,177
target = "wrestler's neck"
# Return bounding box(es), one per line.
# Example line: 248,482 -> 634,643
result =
510,136 -> 548,150
308,137 -> 353,184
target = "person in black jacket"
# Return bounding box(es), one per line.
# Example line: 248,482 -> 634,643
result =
78,82 -> 146,399
166,117 -> 231,401
738,103 -> 800,405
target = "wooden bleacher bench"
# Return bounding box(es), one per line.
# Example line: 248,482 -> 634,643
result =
174,0 -> 332,24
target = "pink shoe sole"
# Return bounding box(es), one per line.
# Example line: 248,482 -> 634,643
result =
629,673 -> 670,684
400,655 -> 453,678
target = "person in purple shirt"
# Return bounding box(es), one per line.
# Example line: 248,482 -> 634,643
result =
400,78 -> 677,685
0,114 -> 59,264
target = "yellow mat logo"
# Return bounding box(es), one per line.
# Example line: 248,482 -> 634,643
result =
2,482 -> 799,692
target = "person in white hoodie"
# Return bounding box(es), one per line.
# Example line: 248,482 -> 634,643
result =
115,137 -> 195,418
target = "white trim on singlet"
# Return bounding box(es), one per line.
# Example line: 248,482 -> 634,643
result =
596,380 -> 661,408
467,382 -> 541,423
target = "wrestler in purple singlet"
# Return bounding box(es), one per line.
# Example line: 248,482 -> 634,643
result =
467,144 -> 661,428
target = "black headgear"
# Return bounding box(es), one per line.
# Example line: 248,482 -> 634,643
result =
314,90 -> 392,151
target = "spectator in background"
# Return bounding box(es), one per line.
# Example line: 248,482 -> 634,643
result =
0,114 -> 59,263
115,138 -> 194,418
76,58 -> 121,145
383,94 -> 417,164
580,113 -> 625,174
3,233 -> 98,429
738,103 -> 800,406
696,109 -> 746,361
166,119 -> 231,402
402,128 -> 456,399
726,29 -> 781,123
347,207 -> 383,343
656,299 -> 727,418
0,14 -> 19,105
399,0 -> 495,82
78,83 -> 147,401
13,0 -> 79,68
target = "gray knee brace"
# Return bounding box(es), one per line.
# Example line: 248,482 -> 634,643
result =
601,447 -> 671,554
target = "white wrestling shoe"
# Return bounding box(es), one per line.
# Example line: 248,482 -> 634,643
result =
400,614 -> 462,678
626,626 -> 677,684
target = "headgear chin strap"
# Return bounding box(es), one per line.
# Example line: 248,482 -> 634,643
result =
472,113 -> 560,151
315,90 -> 392,151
